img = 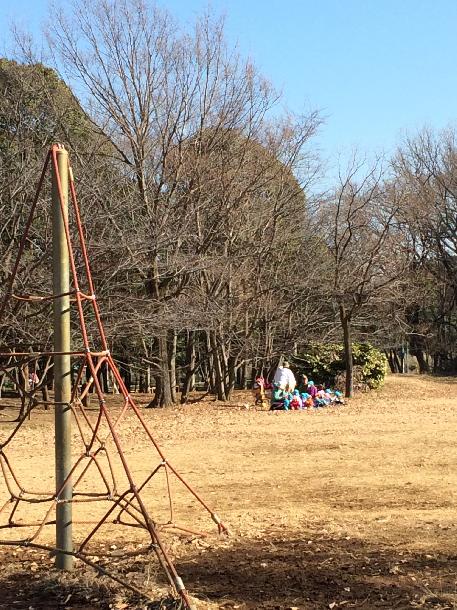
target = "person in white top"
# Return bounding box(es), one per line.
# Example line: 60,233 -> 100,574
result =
273,361 -> 296,392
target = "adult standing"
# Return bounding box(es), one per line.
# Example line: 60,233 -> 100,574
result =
273,360 -> 296,392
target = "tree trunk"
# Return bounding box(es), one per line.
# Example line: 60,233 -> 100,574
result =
226,355 -> 237,399
339,304 -> 353,398
169,330 -> 177,403
392,349 -> 402,373
385,349 -> 396,373
43,363 -> 53,408
400,345 -> 407,374
82,364 -> 92,408
181,330 -> 196,404
139,374 -> 145,393
411,348 -> 429,374
406,306 -> 429,374
240,361 -> 246,389
147,373 -> 162,408
209,330 -> 227,401
17,365 -> 29,419
386,348 -> 402,373
109,368 -> 119,393
205,331 -> 215,392
41,358 -> 52,407
99,360 -> 109,393
23,362 -> 30,393
146,365 -> 151,393
124,362 -> 132,392
158,334 -> 174,407
409,333 -> 429,374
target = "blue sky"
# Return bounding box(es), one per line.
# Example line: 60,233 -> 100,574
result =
2,0 -> 457,174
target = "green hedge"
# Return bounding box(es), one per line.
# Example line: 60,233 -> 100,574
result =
290,342 -> 387,390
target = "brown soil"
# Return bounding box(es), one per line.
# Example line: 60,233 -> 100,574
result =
1,374 -> 457,609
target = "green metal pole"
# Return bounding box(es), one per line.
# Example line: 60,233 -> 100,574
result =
52,146 -> 73,570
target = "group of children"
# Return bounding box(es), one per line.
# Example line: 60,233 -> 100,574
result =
254,371 -> 345,411
270,383 -> 344,410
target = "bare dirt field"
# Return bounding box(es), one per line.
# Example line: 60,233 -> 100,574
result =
1,374 -> 457,609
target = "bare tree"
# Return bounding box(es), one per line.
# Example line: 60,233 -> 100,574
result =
393,128 -> 457,372
319,157 -> 408,396
45,0 -> 321,404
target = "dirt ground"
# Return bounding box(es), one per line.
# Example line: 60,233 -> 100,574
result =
1,374 -> 457,609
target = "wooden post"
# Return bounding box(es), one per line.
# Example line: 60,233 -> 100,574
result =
52,146 -> 73,570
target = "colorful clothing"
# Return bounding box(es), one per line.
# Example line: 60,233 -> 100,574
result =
270,387 -> 285,410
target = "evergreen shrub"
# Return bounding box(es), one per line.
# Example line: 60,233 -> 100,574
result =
290,342 -> 387,390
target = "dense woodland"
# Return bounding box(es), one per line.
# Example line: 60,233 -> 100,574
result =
0,0 -> 456,405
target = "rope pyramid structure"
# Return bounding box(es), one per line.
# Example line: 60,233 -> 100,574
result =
0,145 -> 227,610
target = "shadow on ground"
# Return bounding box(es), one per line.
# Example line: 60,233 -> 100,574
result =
1,532 -> 457,609
177,531 -> 457,609
0,550 -> 178,610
